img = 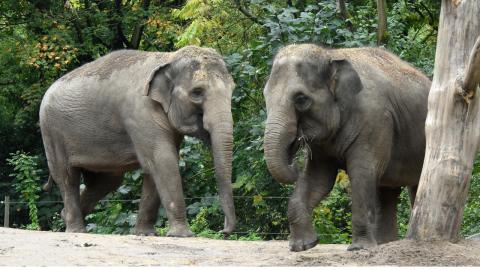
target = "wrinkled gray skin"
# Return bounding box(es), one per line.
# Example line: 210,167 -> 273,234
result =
263,44 -> 430,252
39,46 -> 236,236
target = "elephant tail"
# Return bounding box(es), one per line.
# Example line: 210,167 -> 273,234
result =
43,175 -> 54,193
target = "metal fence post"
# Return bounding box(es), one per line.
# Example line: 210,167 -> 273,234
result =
3,196 -> 9,228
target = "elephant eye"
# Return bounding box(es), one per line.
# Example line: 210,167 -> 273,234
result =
294,94 -> 312,112
190,87 -> 205,103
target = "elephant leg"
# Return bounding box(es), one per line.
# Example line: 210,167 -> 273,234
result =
347,167 -> 379,251
138,141 -> 193,237
80,171 -> 123,218
135,173 -> 161,236
55,166 -> 85,233
376,186 -> 401,244
288,157 -> 337,252
408,185 -> 418,208
346,123 -> 392,251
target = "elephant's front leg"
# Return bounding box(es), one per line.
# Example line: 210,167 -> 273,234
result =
135,174 -> 161,236
145,143 -> 194,237
288,156 -> 337,252
347,158 -> 384,251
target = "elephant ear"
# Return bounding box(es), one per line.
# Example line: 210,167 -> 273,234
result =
328,58 -> 362,101
143,63 -> 174,113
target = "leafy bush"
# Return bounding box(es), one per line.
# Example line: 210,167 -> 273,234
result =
85,170 -> 144,235
462,158 -> 480,237
7,151 -> 43,230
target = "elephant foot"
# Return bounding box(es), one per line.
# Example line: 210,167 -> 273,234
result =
289,225 -> 318,252
65,226 -> 87,233
290,238 -> 318,252
347,239 -> 377,251
62,208 -> 86,233
220,223 -> 235,236
135,226 -> 158,236
137,232 -> 158,236
166,225 -> 194,237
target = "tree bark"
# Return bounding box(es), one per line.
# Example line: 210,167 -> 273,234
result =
112,0 -> 132,49
130,0 -> 151,49
376,0 -> 387,45
407,0 -> 480,241
336,0 -> 353,31
336,0 -> 349,20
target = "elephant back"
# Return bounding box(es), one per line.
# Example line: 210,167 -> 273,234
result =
332,47 -> 431,93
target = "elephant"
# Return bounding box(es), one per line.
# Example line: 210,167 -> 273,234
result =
263,44 -> 431,251
39,46 -> 236,237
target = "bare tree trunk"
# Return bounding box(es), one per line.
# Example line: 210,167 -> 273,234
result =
336,0 -> 349,19
130,0 -> 151,49
407,0 -> 480,241
376,0 -> 387,45
337,0 -> 353,31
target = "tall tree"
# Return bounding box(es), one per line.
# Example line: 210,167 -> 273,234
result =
376,0 -> 387,45
336,0 -> 349,20
407,0 -> 480,241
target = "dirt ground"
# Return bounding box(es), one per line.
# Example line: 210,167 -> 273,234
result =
0,227 -> 479,266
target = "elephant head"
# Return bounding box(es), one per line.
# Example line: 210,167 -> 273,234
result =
144,46 -> 236,233
263,44 -> 362,184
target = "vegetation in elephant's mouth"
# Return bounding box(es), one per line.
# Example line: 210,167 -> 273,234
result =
291,135 -> 312,169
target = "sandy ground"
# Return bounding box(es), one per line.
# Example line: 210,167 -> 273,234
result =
0,227 -> 479,266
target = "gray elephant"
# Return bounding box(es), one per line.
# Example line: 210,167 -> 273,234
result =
263,44 -> 430,251
39,46 -> 236,236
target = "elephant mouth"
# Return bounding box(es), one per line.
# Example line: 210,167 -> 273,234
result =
197,129 -> 211,146
178,115 -> 208,139
287,136 -> 302,166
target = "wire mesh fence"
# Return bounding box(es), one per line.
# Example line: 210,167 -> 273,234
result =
0,195 -> 353,238
0,195 -> 291,205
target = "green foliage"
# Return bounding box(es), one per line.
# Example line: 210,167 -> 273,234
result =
462,158 -> 480,237
313,171 -> 352,244
85,170 -> 143,234
397,188 -> 412,238
7,151 -> 43,230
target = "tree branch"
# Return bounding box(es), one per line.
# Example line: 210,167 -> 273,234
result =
419,2 -> 436,27
130,0 -> 151,49
233,0 -> 261,25
463,36 -> 480,96
117,24 -> 132,48
113,0 -> 132,49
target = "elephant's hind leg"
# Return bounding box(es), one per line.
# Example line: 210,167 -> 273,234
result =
376,186 -> 401,244
55,166 -> 85,233
80,171 -> 123,218
135,174 -> 161,236
288,156 -> 337,252
408,185 -> 418,208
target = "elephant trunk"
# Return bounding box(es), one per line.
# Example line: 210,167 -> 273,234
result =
204,104 -> 236,234
264,108 -> 299,184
